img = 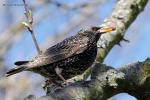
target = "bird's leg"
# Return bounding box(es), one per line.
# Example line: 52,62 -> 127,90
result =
43,78 -> 63,93
55,67 -> 68,86
44,78 -> 63,87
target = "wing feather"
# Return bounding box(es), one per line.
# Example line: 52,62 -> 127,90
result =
29,35 -> 89,67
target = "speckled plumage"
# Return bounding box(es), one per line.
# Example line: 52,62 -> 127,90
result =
6,27 -> 105,82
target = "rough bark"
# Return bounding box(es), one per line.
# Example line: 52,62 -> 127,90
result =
37,58 -> 150,100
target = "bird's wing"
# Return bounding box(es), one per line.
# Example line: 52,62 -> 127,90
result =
29,36 -> 89,68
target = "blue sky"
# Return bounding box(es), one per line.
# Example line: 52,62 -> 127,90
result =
0,0 -> 150,99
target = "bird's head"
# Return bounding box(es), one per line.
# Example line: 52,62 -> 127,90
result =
90,26 -> 116,42
77,26 -> 115,43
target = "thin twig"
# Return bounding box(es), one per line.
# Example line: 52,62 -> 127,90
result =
22,0 -> 42,54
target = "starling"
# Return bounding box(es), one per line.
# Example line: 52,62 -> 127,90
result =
6,26 -> 115,84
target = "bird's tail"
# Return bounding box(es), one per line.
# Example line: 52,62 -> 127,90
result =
5,61 -> 29,77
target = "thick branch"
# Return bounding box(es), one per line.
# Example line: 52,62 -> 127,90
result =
37,58 -> 150,100
119,58 -> 150,99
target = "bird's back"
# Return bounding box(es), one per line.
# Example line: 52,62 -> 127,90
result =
27,31 -> 91,68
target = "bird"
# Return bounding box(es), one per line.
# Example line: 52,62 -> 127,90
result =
6,26 -> 115,85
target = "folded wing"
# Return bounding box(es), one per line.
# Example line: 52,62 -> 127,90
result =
29,35 -> 89,68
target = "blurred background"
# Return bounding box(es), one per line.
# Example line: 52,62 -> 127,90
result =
0,0 -> 150,100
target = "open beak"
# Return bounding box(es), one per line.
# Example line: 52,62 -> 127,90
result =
98,27 -> 116,33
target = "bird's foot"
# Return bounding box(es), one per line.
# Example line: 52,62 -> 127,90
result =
61,81 -> 72,87
43,79 -> 63,94
45,83 -> 62,94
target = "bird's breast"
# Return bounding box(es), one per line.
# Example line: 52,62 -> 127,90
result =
57,43 -> 97,78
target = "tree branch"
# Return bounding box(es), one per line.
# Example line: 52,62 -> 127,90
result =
22,0 -> 42,55
38,58 -> 150,100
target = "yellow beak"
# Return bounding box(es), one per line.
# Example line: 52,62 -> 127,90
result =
98,27 -> 115,33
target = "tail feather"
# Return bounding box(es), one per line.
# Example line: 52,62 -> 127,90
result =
6,61 -> 29,77
5,66 -> 26,77
15,61 -> 29,66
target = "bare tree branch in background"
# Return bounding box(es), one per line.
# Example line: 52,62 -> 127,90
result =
22,0 -> 41,54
